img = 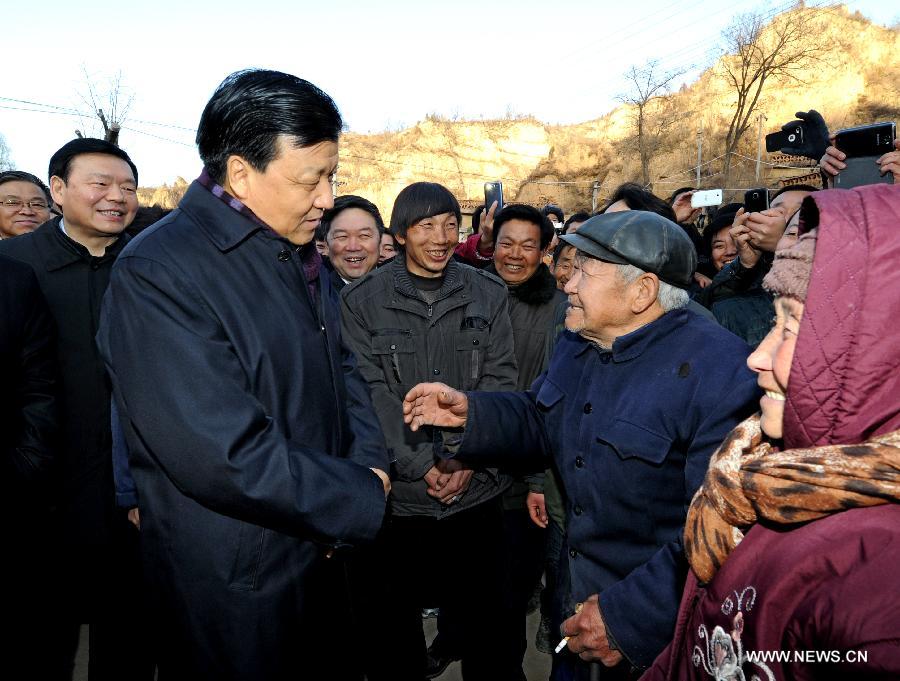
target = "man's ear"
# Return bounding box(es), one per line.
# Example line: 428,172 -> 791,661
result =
394,232 -> 406,247
631,273 -> 660,314
223,156 -> 252,201
49,176 -> 66,207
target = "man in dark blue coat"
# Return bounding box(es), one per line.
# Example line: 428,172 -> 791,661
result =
403,211 -> 760,679
96,69 -> 390,681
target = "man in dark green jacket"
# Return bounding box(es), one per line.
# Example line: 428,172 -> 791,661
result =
341,181 -> 519,680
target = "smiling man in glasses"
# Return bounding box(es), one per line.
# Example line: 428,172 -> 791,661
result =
0,170 -> 53,238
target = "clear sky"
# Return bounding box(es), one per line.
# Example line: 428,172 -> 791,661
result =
1,0 -> 895,186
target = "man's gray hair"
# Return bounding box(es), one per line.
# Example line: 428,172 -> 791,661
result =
615,264 -> 689,313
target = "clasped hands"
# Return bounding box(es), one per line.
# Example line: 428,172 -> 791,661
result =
402,382 -> 473,505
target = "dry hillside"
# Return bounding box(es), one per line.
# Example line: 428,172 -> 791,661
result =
335,4 -> 898,219
138,5 -> 898,220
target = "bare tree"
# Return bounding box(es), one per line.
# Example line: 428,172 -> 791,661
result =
617,60 -> 685,187
74,67 -> 133,146
0,133 -> 12,171
718,7 -> 823,184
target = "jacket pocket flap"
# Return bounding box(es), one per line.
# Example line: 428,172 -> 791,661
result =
601,419 -> 672,464
372,335 -> 415,354
536,379 -> 565,411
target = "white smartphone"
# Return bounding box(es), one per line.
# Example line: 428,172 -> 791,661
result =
690,189 -> 723,208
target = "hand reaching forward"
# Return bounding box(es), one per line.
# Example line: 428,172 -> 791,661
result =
403,382 -> 469,432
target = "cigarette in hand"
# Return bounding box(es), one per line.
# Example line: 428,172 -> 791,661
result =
555,601 -> 583,654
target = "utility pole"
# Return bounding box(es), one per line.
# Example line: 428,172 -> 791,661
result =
591,181 -> 601,213
755,113 -> 767,183
696,123 -> 703,188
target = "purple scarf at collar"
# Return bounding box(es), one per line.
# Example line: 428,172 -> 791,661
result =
195,169 -> 322,299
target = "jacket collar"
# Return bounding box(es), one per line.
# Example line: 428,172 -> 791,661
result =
179,180 -> 265,252
34,216 -> 128,271
390,254 -> 464,302
575,307 -> 689,363
487,262 -> 558,305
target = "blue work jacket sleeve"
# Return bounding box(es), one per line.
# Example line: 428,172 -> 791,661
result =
98,255 -> 386,545
452,372 -> 553,464
598,374 -> 761,670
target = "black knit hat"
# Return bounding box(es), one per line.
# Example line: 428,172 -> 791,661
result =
48,138 -> 138,186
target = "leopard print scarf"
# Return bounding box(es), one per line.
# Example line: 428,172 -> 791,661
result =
684,414 -> 900,583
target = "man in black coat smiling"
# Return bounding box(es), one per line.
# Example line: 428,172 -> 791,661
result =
97,69 -> 390,681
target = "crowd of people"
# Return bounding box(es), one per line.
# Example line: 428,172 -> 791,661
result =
1,68 -> 898,681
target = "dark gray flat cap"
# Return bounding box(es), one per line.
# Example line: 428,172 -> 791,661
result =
559,211 -> 697,288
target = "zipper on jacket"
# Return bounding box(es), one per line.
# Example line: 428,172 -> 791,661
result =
471,349 -> 479,382
427,304 -> 433,318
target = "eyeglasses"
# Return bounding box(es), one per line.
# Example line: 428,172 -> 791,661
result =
2,198 -> 50,212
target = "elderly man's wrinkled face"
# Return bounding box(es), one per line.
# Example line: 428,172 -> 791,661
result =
747,296 -> 804,439
563,254 -> 634,347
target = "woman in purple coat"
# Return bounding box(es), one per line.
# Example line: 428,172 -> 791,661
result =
642,183 -> 900,681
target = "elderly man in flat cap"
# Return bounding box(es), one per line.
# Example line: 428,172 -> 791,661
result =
403,210 -> 761,680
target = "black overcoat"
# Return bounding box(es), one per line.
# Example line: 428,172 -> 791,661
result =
96,182 -> 389,679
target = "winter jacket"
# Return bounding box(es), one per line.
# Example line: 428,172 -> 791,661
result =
341,255 -> 518,517
0,254 -> 58,518
642,184 -> 900,681
487,262 -> 568,514
696,255 -> 774,347
0,218 -> 127,551
489,263 -> 567,392
96,180 -> 388,679
448,308 -> 760,670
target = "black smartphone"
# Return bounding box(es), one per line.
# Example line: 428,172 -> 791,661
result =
484,181 -> 504,212
834,122 -> 896,158
743,188 -> 770,213
833,156 -> 895,189
765,124 -> 805,153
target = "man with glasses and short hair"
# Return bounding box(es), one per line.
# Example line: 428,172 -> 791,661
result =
0,170 -> 53,238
